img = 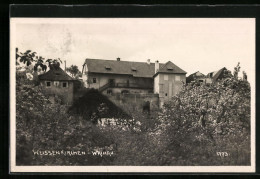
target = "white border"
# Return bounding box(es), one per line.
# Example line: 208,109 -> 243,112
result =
10,18 -> 256,173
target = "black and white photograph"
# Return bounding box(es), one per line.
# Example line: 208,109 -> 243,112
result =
10,17 -> 255,173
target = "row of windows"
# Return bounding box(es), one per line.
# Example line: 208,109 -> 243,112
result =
163,74 -> 181,81
46,81 -> 68,88
91,75 -> 180,84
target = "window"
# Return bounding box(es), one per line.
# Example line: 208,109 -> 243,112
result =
105,66 -> 111,70
159,84 -> 164,93
167,67 -> 173,71
62,82 -> 68,88
175,75 -> 181,81
164,75 -> 168,80
107,89 -> 112,94
54,81 -> 59,87
93,78 -> 96,83
46,81 -> 51,87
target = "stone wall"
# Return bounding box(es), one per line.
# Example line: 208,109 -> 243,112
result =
106,93 -> 159,112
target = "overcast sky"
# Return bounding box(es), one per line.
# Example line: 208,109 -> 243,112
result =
12,18 -> 255,79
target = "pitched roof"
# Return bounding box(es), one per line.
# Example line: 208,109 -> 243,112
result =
186,71 -> 205,83
38,65 -> 75,81
212,67 -> 227,82
207,71 -> 218,77
84,58 -> 186,78
156,61 -> 187,75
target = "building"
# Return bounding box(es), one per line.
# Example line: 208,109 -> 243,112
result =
82,58 -> 186,107
38,64 -> 75,105
186,71 -> 206,83
205,67 -> 232,84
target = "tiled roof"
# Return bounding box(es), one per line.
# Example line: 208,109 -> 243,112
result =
84,58 -> 186,78
155,61 -> 187,76
38,65 -> 75,81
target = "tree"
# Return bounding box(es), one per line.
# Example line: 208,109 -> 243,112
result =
156,63 -> 251,165
16,48 -> 62,72
46,58 -> 62,70
66,65 -> 81,78
16,48 -> 37,67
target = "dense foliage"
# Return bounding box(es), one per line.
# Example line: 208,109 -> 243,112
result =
16,72 -> 116,165
157,75 -> 251,165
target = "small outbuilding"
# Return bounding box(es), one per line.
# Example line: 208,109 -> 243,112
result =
38,64 -> 75,105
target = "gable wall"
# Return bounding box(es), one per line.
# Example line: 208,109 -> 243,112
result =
154,73 -> 186,99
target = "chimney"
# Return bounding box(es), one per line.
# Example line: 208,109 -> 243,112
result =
147,59 -> 151,65
155,60 -> 159,73
117,57 -> 120,61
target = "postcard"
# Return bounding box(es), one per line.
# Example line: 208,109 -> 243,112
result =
10,17 -> 255,173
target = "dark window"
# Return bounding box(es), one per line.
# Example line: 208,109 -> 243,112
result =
105,66 -> 111,70
121,90 -> 129,94
62,82 -> 67,88
46,81 -> 51,87
143,101 -> 150,114
107,89 -> 112,94
93,78 -> 96,83
165,93 -> 168,96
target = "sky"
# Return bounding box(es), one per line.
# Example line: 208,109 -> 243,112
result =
12,18 -> 255,79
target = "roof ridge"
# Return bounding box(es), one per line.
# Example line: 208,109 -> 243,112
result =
85,58 -> 160,65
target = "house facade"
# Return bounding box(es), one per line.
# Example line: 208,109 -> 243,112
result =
82,58 -> 186,107
38,64 -> 75,105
